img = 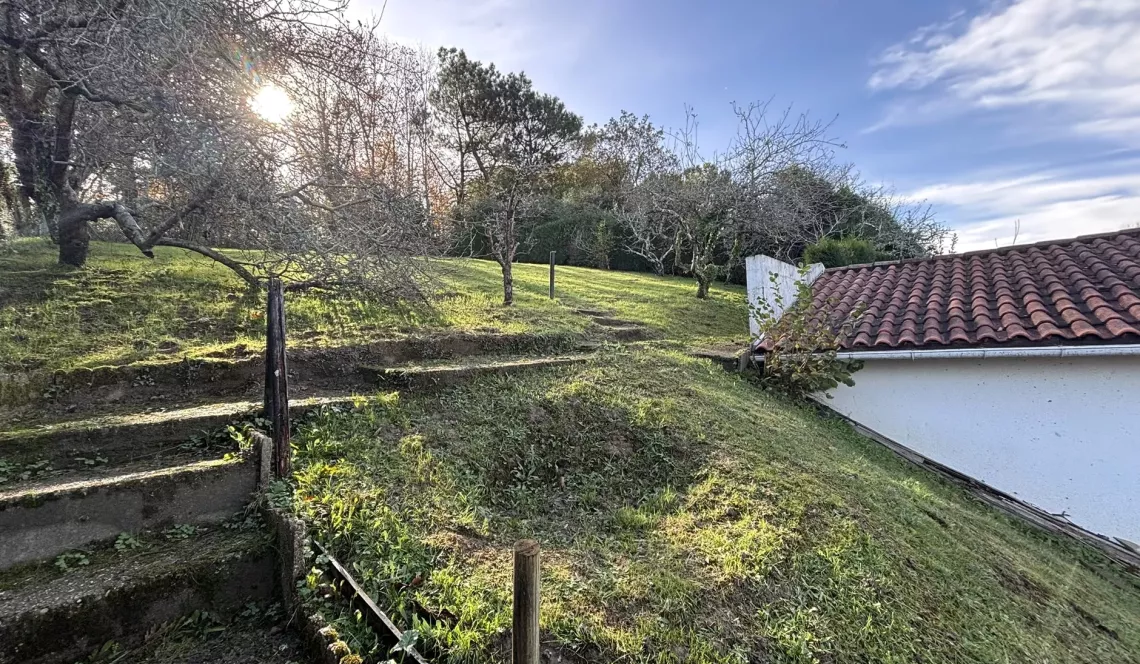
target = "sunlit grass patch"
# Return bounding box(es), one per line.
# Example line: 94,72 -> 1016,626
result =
0,240 -> 747,372
288,349 -> 1140,663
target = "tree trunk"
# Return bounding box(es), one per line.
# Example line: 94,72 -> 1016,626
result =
501,259 -> 514,306
695,273 -> 710,299
57,213 -> 90,266
13,191 -> 34,236
56,202 -> 113,267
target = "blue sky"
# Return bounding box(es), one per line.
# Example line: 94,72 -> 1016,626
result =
358,0 -> 1140,251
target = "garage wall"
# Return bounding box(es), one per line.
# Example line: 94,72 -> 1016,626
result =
824,355 -> 1140,542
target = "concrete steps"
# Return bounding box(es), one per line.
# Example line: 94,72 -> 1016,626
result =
0,528 -> 274,664
0,394 -> 375,472
0,347 -> 603,662
1,331 -> 579,415
0,455 -> 259,570
0,399 -> 282,662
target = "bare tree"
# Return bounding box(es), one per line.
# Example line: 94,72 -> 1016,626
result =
0,0 -> 435,293
727,101 -> 844,260
458,170 -> 547,304
615,102 -> 839,298
757,164 -> 952,261
752,162 -> 853,260
618,99 -> 949,292
616,176 -> 679,276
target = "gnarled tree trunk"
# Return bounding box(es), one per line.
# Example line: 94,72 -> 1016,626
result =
57,209 -> 91,266
695,273 -> 711,299
500,258 -> 514,306
56,201 -> 116,267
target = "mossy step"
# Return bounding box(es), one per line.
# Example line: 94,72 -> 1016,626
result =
573,308 -> 610,317
358,354 -> 594,389
0,394 -> 366,467
688,345 -> 749,371
0,449 -> 227,503
0,456 -> 258,570
0,528 -> 274,664
0,400 -> 262,464
590,316 -> 640,328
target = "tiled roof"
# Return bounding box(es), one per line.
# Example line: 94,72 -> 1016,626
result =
809,229 -> 1140,350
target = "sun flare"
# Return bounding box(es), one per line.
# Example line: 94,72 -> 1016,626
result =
250,85 -> 293,123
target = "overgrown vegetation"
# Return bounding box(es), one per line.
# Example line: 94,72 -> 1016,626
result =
288,349 -> 1140,664
0,240 -> 746,373
751,269 -> 864,398
74,603 -> 299,664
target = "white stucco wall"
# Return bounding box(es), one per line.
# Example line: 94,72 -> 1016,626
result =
745,255 -> 824,337
823,355 -> 1140,542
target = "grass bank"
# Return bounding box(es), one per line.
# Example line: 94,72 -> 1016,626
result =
290,349 -> 1140,664
0,239 -> 746,373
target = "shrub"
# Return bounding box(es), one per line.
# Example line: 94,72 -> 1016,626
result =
802,236 -> 882,268
750,267 -> 863,399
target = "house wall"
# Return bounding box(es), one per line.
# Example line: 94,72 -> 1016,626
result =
823,355 -> 1140,542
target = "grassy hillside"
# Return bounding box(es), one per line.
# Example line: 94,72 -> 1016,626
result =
291,349 -> 1140,664
0,240 -> 746,373
7,238 -> 1139,663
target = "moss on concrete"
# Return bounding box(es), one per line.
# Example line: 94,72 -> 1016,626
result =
0,528 -> 273,664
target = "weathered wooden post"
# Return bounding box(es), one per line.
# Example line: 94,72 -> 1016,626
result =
265,277 -> 291,478
513,539 -> 540,664
548,251 -> 556,299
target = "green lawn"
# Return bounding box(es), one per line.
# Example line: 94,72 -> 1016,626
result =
290,349 -> 1140,664
0,239 -> 747,373
8,238 -> 1139,663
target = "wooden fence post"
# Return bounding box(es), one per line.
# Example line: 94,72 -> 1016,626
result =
548,251 -> 556,299
513,539 -> 540,664
265,277 -> 291,478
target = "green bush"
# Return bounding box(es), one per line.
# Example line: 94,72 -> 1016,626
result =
750,266 -> 863,399
802,237 -> 882,268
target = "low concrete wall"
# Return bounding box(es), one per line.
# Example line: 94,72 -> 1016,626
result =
824,355 -> 1140,542
744,255 -> 823,337
0,408 -> 255,463
0,457 -> 257,569
0,531 -> 273,664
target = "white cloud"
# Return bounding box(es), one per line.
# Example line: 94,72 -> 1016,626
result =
873,1 -> 1140,248
869,0 -> 1140,141
906,169 -> 1140,250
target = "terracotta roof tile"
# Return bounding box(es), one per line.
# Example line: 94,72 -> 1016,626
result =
805,228 -> 1140,350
